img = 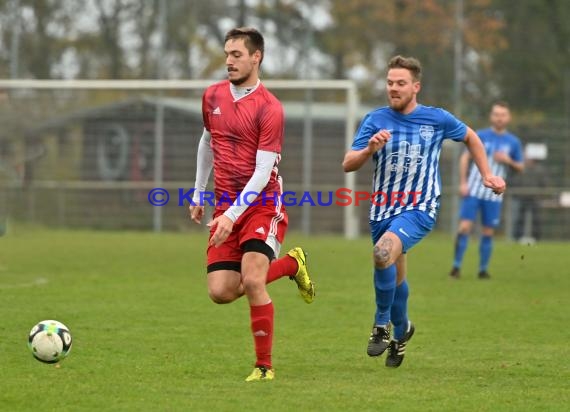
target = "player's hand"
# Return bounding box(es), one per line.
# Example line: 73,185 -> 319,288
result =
189,205 -> 205,224
367,129 -> 392,154
483,175 -> 506,195
494,151 -> 511,165
207,214 -> 234,247
459,182 -> 469,197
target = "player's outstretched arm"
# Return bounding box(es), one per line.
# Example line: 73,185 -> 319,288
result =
189,128 -> 213,224
463,127 -> 506,195
343,130 -> 391,172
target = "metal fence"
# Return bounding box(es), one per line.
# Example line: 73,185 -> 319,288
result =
1,81 -> 569,240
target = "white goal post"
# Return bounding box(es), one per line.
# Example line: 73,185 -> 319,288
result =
0,79 -> 361,238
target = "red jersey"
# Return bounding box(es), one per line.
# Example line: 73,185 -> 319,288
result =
202,80 -> 284,210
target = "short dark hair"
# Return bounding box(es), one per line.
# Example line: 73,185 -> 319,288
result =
492,100 -> 510,110
387,55 -> 422,81
225,27 -> 265,65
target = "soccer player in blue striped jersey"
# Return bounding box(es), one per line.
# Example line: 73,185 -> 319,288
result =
450,102 -> 524,280
343,55 -> 506,368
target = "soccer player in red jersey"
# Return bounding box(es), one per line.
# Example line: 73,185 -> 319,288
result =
189,27 -> 315,382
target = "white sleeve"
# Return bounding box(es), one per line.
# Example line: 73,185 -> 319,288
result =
223,150 -> 278,222
192,128 -> 213,204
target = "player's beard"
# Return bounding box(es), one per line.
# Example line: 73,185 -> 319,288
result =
228,68 -> 253,86
388,94 -> 413,112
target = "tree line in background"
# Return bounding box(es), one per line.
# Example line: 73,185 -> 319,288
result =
0,0 -> 569,120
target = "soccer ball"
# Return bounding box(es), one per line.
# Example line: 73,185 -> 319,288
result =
28,320 -> 72,363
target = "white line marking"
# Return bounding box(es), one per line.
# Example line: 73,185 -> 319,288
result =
0,277 -> 48,289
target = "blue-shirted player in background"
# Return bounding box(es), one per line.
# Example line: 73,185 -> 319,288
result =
343,55 -> 506,368
450,102 -> 524,280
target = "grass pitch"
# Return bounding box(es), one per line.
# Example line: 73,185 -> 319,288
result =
0,225 -> 568,411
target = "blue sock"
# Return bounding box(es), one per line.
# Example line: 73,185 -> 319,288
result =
479,235 -> 493,271
373,264 -> 397,326
391,280 -> 409,340
453,233 -> 469,269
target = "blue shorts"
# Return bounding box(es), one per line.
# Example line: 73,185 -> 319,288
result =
459,196 -> 502,228
370,210 -> 436,253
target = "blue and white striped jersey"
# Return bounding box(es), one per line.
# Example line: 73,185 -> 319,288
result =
466,128 -> 523,202
352,104 -> 467,221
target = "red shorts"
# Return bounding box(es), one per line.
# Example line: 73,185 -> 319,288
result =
207,200 -> 288,269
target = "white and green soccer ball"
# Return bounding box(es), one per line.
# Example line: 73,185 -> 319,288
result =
28,320 -> 72,364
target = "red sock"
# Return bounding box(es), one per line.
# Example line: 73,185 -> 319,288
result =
266,255 -> 298,284
250,301 -> 274,369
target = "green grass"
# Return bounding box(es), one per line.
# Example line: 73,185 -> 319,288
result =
1,226 -> 569,411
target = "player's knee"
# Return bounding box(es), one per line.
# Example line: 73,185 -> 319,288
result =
208,286 -> 237,304
373,245 -> 391,269
481,227 -> 495,236
458,222 -> 472,235
242,274 -> 265,296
